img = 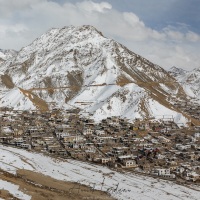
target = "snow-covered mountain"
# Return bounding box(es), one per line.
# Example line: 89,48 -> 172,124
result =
0,25 -> 197,124
169,66 -> 187,77
169,66 -> 200,101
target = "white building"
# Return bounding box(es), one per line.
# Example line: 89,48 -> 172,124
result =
152,168 -> 175,179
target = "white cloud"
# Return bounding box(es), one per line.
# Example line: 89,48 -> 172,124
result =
77,1 -> 112,13
165,30 -> 184,41
186,31 -> 200,42
0,0 -> 43,17
0,0 -> 199,70
0,24 -> 27,35
123,12 -> 145,27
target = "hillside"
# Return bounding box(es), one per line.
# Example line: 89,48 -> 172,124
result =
0,25 -> 198,124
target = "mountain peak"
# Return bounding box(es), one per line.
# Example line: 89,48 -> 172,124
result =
45,25 -> 104,40
193,67 -> 200,72
17,25 -> 106,59
169,66 -> 187,77
76,25 -> 104,36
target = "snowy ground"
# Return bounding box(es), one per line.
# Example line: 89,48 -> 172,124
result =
0,180 -> 31,200
0,145 -> 199,200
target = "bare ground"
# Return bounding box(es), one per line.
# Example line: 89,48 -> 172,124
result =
0,169 -> 114,200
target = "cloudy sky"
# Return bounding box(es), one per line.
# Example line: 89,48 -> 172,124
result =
0,0 -> 199,70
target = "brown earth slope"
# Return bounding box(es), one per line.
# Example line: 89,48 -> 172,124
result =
0,169 -> 114,200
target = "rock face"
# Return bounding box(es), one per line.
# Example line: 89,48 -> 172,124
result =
0,25 -> 196,124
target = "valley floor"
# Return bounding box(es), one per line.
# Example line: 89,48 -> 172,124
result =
0,145 -> 199,200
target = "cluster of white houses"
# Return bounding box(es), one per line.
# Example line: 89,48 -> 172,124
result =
0,108 -> 200,184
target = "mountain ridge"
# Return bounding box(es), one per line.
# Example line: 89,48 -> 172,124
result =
169,66 -> 200,101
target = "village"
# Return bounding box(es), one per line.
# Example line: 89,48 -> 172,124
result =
0,107 -> 200,186
172,98 -> 200,121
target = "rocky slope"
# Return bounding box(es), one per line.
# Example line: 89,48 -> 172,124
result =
0,25 -> 196,124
